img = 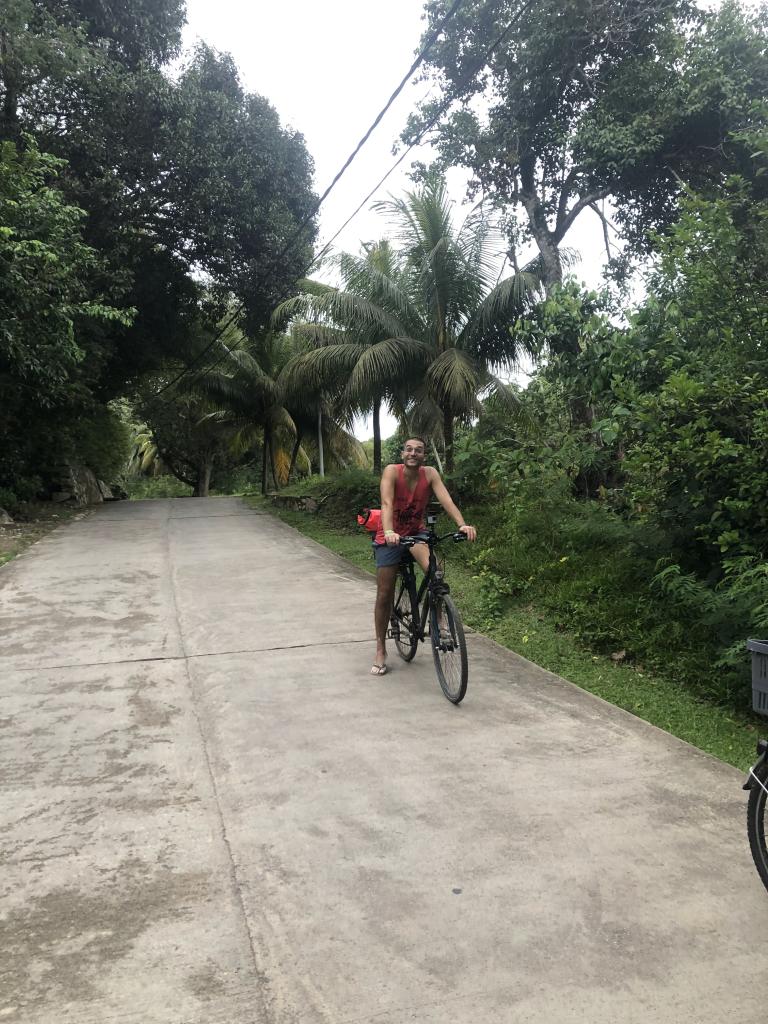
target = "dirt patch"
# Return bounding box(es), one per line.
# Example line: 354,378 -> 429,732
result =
0,504 -> 83,569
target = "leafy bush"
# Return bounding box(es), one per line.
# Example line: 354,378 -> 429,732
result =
210,463 -> 262,495
279,470 -> 380,530
0,476 -> 44,513
71,405 -> 133,483
124,475 -> 193,499
462,475 -> 751,708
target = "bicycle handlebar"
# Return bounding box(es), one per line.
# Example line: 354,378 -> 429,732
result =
399,532 -> 467,548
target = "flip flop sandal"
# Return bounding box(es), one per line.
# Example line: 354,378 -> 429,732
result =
370,664 -> 388,676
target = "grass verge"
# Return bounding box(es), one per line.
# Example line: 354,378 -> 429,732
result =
0,503 -> 81,569
245,493 -> 761,771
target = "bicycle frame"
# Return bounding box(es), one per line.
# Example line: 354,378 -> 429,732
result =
388,516 -> 470,704
397,520 -> 460,644
397,558 -> 429,643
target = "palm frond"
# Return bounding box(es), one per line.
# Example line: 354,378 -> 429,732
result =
280,344 -> 366,397
289,322 -> 349,348
426,347 -> 481,416
404,391 -> 444,442
459,271 -> 541,365
477,374 -> 520,413
345,337 -> 430,404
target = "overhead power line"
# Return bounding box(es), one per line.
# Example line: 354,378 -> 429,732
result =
310,0 -> 467,221
314,0 -> 535,265
154,0 -> 467,399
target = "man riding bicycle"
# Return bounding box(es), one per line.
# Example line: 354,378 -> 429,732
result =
371,437 -> 476,675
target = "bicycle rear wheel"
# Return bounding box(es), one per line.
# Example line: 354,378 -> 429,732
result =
747,763 -> 768,891
430,593 -> 468,704
391,576 -> 418,661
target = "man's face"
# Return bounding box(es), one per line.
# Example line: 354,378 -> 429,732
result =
402,439 -> 426,467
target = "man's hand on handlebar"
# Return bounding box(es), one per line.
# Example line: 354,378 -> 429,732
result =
458,524 -> 477,542
384,530 -> 400,547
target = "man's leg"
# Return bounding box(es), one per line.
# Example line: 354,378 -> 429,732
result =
410,543 -> 430,574
373,564 -> 399,673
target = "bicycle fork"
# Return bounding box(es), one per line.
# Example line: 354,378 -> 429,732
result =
744,739 -> 768,792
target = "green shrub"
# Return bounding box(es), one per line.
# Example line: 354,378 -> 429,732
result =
210,463 -> 262,495
124,475 -> 193,499
71,404 -> 132,482
276,470 -> 380,530
0,476 -> 44,513
462,476 -> 751,709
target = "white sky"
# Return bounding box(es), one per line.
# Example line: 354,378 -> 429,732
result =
181,0 -> 624,438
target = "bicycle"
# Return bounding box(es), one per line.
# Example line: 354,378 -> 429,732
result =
745,740 -> 768,891
387,512 -> 469,704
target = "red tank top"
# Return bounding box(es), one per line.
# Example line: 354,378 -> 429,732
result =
374,465 -> 432,544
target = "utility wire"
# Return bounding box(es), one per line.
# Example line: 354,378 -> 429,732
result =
153,0 -> 467,399
163,0 -> 534,395
308,0 -> 466,223
314,0 -> 535,265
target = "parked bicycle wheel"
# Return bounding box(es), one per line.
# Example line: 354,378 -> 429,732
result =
391,577 -> 418,661
430,593 -> 468,704
747,759 -> 768,892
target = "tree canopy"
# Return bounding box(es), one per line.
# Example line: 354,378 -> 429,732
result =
406,0 -> 768,286
0,0 -> 318,503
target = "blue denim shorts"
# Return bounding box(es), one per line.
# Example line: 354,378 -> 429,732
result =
372,533 -> 429,568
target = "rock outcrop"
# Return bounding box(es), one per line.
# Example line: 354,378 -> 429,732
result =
53,466 -> 105,506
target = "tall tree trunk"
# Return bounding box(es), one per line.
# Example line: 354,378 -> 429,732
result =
520,155 -> 562,295
268,432 -> 279,491
443,409 -> 455,475
193,457 -> 212,497
0,31 -> 20,143
287,430 -> 302,484
261,428 -> 269,496
431,441 -> 444,475
317,404 -> 325,478
372,397 -> 382,475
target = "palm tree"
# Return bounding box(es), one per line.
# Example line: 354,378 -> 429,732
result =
275,240 -> 417,474
276,175 -> 541,472
196,330 -> 366,493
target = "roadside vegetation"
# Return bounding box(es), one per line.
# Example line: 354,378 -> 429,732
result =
249,479 -> 762,771
0,504 -> 80,568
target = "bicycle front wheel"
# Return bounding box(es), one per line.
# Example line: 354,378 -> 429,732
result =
391,576 -> 418,661
430,593 -> 468,704
747,763 -> 768,892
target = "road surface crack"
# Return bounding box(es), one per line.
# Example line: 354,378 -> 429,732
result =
10,636 -> 374,675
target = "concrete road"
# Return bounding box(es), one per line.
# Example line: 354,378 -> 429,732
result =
1,497 -> 765,1024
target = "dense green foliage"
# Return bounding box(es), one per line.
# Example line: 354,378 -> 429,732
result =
447,169 -> 768,709
0,0 -> 317,505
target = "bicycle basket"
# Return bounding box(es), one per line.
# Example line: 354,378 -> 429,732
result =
748,639 -> 768,716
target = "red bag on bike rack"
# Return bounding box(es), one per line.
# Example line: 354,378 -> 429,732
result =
357,508 -> 381,533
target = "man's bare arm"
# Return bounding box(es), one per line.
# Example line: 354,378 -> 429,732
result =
380,465 -> 398,542
427,468 -> 477,540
